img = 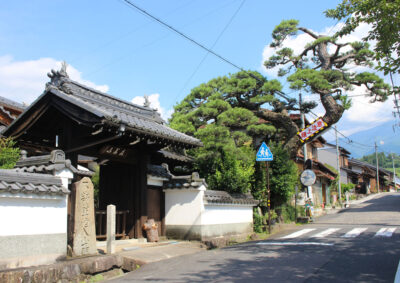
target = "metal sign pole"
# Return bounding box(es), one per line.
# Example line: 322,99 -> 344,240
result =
295,185 -> 298,223
256,142 -> 273,234
267,161 -> 271,234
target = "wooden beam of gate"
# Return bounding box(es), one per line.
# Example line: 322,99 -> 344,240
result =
65,134 -> 122,154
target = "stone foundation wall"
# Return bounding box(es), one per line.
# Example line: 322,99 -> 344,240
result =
166,222 -> 253,241
0,233 -> 67,270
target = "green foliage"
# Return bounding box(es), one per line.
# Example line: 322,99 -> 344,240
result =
326,0 -> 400,74
170,71 -> 281,194
253,208 -> 264,233
253,208 -> 278,233
342,183 -> 356,194
270,19 -> 299,48
324,163 -> 338,174
360,152 -> 400,170
207,148 -> 254,194
268,143 -> 299,207
0,138 -> 20,169
265,17 -> 391,109
91,166 -> 100,208
252,143 -> 299,208
276,204 -> 305,223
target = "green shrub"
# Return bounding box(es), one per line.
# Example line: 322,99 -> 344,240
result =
0,138 -> 19,169
253,208 -> 278,232
276,204 -> 305,223
253,209 -> 264,233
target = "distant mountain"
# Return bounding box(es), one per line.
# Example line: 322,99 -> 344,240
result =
329,121 -> 400,158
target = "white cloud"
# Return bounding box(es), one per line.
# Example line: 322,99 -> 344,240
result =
341,86 -> 393,127
0,56 -> 109,105
131,93 -> 173,121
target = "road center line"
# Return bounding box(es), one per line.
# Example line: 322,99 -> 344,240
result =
257,242 -> 334,246
280,228 -> 316,239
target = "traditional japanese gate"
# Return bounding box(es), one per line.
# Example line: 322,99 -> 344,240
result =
4,66 -> 202,240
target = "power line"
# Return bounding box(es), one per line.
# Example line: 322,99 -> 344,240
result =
172,0 -> 246,105
120,0 -> 293,104
308,110 -> 375,149
390,71 -> 400,130
85,0 -> 238,77
120,0 -> 245,72
69,0 -> 198,66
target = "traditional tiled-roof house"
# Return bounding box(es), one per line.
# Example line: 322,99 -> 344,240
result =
317,142 -> 351,185
4,66 -> 202,240
295,136 -> 337,206
289,115 -> 337,206
0,96 -> 25,133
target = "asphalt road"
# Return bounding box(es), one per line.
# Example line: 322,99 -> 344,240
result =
111,192 -> 400,283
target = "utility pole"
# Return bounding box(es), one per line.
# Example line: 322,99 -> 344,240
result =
375,142 -> 380,193
299,93 -> 308,163
335,126 -> 341,204
392,153 -> 397,187
299,93 -> 309,199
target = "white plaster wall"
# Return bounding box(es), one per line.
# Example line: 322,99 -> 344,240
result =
318,147 -> 337,169
55,168 -> 74,189
0,193 -> 67,236
202,205 -> 253,225
147,176 -> 166,187
164,189 -> 204,226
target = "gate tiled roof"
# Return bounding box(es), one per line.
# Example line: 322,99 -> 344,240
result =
0,170 -> 68,195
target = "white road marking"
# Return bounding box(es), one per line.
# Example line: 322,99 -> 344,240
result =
374,227 -> 396,237
342,228 -> 368,238
312,228 -> 341,238
280,228 -> 316,239
394,259 -> 400,283
257,241 -> 334,246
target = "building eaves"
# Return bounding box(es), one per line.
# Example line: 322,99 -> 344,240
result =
46,71 -> 202,148
157,149 -> 194,163
164,172 -> 207,190
0,96 -> 26,112
204,190 -> 259,206
0,106 -> 16,121
0,170 -> 68,195
323,142 -> 351,155
348,158 -> 390,176
147,164 -> 171,179
15,150 -> 94,177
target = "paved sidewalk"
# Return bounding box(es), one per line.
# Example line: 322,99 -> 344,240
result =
119,241 -> 206,265
346,192 -> 385,205
325,192 -> 385,215
0,240 -> 207,282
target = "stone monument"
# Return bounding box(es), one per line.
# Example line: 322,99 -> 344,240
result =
71,177 -> 97,256
107,204 -> 116,254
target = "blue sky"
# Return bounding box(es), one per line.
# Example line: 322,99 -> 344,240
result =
0,0 -> 398,150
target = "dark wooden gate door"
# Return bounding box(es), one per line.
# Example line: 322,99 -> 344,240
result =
147,186 -> 165,236
99,162 -> 138,238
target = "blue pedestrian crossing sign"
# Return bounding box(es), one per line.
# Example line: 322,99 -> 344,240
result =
256,142 -> 273,161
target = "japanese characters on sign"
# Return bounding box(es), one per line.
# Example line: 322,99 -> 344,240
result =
297,117 -> 327,143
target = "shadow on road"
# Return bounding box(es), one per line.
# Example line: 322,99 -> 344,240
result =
171,237 -> 400,283
339,195 -> 400,214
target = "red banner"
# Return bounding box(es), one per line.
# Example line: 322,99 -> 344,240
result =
298,117 -> 327,143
